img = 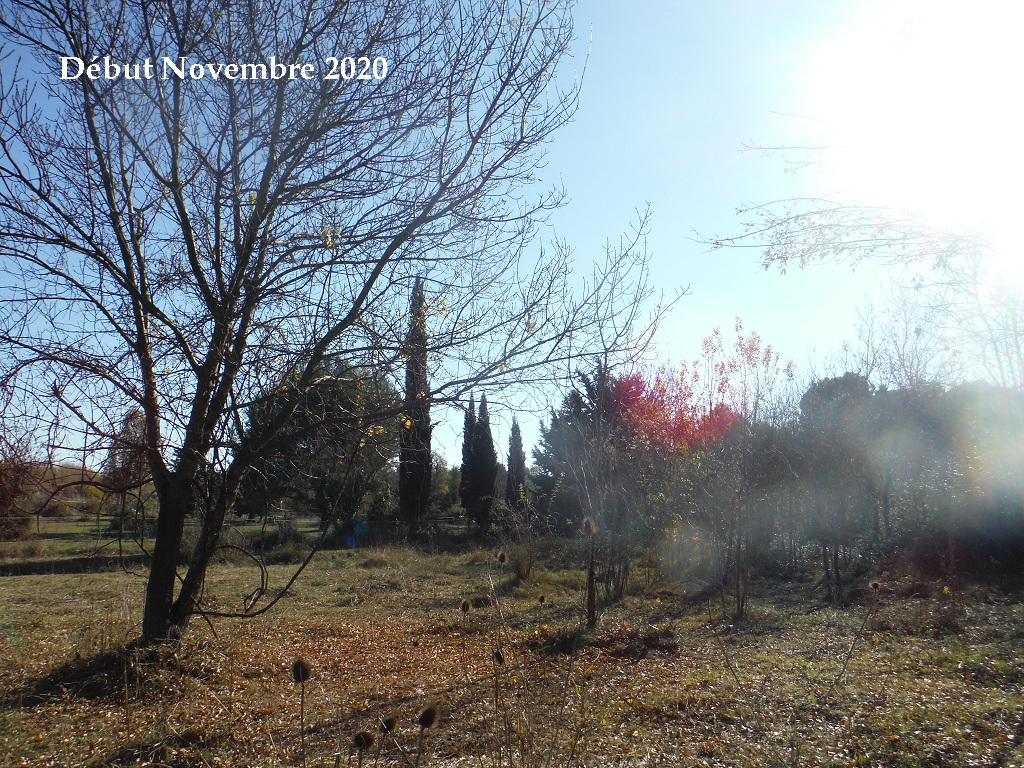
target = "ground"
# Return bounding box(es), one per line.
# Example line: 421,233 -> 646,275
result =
1,537 -> 1023,767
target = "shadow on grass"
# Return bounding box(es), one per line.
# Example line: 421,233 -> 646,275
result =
1,642 -> 220,711
0,553 -> 149,577
2,649 -> 134,709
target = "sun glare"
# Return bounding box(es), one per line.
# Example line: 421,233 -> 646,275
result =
798,0 -> 1024,286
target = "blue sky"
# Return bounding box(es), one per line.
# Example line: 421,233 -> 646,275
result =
11,0 -> 1014,466
434,0 -> 1024,464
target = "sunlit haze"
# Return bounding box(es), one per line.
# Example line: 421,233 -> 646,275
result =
439,0 -> 1024,464
799,0 -> 1024,285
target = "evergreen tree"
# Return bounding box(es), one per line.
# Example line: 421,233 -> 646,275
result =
531,365 -> 620,532
470,394 -> 500,531
458,394 -> 476,516
458,393 -> 499,533
399,278 -> 432,534
237,362 -> 399,528
505,417 -> 528,515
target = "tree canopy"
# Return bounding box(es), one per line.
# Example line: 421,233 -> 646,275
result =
0,0 -> 660,641
504,416 -> 527,518
460,393 -> 498,533
236,361 -> 398,530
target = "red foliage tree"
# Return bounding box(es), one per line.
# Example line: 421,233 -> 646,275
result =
611,369 -> 738,453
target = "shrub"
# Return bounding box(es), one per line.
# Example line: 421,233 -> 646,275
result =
511,544 -> 535,582
0,503 -> 29,541
0,459 -> 31,541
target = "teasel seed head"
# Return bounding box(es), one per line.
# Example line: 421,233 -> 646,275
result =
291,657 -> 311,684
417,704 -> 439,730
460,598 -> 471,614
380,716 -> 397,734
870,580 -> 881,591
538,594 -> 546,605
583,517 -> 596,537
493,649 -> 505,665
497,551 -> 507,565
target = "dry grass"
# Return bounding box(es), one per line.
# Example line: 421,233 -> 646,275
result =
0,548 -> 1022,767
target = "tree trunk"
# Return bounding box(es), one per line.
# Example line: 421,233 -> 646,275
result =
872,488 -> 881,543
787,491 -> 796,570
822,541 -> 832,601
172,497 -> 229,630
733,531 -> 745,619
586,537 -> 596,629
138,495 -> 145,545
832,544 -> 842,604
882,475 -> 892,540
946,526 -> 957,583
141,485 -> 190,642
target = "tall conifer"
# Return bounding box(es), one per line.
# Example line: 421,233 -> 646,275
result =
471,394 -> 499,531
399,277 -> 431,533
505,416 -> 527,514
458,394 -> 476,517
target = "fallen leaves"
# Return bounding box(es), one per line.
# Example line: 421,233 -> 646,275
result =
1,553 -> 1023,767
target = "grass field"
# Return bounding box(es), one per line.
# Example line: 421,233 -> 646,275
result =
1,544 -> 1022,767
0,516 -> 328,564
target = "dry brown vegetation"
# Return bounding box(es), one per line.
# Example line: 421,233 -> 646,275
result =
1,547 -> 1022,767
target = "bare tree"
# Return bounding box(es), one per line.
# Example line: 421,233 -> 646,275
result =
685,321 -> 794,617
869,287 -> 962,390
705,184 -> 1024,388
0,0 -> 662,641
103,407 -> 152,544
921,251 -> 1024,389
709,198 -> 978,273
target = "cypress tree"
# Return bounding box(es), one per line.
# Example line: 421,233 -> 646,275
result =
458,393 -> 476,517
471,394 -> 499,531
505,416 -> 527,514
399,277 -> 431,534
